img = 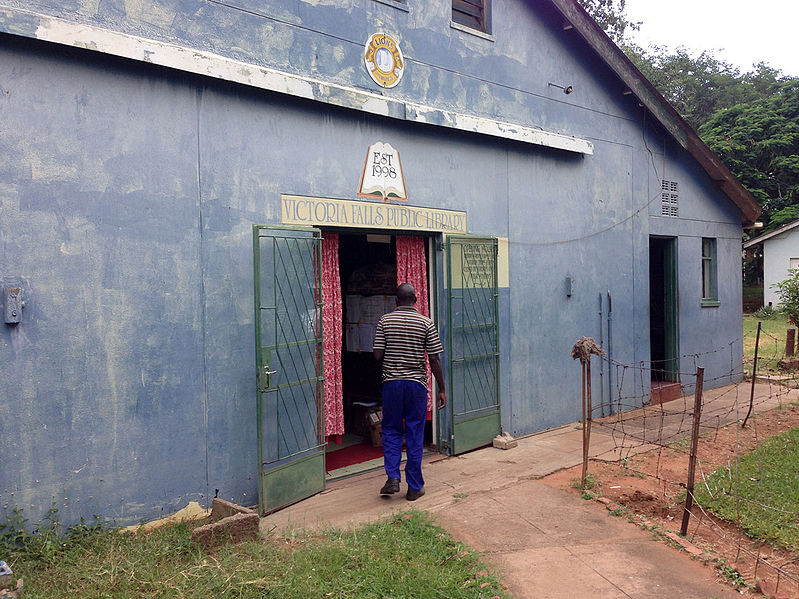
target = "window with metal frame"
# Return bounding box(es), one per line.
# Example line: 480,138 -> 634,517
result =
701,237 -> 719,306
452,0 -> 489,33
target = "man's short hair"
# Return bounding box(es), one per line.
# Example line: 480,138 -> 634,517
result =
396,283 -> 416,304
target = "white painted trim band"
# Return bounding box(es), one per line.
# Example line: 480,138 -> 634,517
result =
0,5 -> 594,155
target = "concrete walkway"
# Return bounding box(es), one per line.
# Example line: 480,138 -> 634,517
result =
263,382 -> 796,598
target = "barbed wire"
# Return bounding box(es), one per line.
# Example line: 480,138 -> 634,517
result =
576,330 -> 799,593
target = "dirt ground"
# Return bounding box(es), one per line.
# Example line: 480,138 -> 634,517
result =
542,401 -> 799,598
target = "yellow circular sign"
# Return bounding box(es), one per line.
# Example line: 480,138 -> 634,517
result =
364,33 -> 404,88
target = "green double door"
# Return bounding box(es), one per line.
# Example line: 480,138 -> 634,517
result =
253,225 -> 325,515
253,227 -> 501,514
445,236 -> 501,454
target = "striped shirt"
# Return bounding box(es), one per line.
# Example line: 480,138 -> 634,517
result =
373,306 -> 444,387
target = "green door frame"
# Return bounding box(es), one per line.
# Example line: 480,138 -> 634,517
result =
445,236 -> 501,454
650,235 -> 679,382
253,224 -> 325,516
662,237 -> 679,382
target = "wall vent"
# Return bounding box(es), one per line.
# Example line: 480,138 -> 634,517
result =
661,180 -> 679,217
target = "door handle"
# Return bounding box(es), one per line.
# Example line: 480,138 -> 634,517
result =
260,367 -> 278,390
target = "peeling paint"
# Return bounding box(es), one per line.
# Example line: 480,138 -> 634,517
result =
122,0 -> 175,30
406,102 -> 594,154
30,154 -> 80,182
360,97 -> 390,117
0,0 -> 745,531
301,0 -> 352,6
8,5 -> 592,154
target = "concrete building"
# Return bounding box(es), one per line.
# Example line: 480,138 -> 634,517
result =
743,220 -> 799,308
0,0 -> 759,525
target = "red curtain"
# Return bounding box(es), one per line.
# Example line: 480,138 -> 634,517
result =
395,236 -> 433,415
322,232 -> 344,437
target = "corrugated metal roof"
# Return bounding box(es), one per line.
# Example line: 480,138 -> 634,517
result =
743,220 -> 799,248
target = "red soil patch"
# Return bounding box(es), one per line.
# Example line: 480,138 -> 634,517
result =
542,403 -> 799,597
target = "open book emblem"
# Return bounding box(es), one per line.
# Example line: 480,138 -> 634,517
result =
358,142 -> 408,202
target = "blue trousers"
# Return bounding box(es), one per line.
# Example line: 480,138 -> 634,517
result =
381,380 -> 427,491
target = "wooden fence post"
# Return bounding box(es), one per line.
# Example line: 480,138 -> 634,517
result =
681,367 -> 704,537
582,359 -> 593,488
742,321 -> 762,428
581,361 -> 588,488
571,337 -> 604,490
787,328 -> 795,357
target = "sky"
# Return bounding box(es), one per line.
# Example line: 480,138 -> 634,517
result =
623,0 -> 799,77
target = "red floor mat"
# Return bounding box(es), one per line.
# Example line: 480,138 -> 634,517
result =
326,442 -> 384,472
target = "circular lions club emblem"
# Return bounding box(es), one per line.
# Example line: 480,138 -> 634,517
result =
364,32 -> 404,88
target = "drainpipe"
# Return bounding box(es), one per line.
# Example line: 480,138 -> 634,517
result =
598,293 -> 605,418
607,290 -> 613,415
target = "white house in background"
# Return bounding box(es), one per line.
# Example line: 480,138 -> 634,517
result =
744,220 -> 799,307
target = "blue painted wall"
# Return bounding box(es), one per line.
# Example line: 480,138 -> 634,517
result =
0,0 -> 744,526
0,41 -> 208,523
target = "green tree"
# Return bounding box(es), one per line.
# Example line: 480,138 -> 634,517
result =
577,0 -> 639,43
624,46 -> 775,130
698,79 -> 799,229
579,4 -> 799,236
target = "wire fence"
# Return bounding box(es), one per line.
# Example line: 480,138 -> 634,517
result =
575,325 -> 799,595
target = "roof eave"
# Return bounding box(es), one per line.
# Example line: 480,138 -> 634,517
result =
547,0 -> 761,226
743,219 -> 799,248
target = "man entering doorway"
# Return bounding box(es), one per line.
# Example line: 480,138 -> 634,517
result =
373,283 -> 447,501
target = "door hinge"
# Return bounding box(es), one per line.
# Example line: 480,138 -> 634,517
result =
436,241 -> 445,251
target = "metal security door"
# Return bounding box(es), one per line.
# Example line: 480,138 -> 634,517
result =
253,225 -> 325,515
446,236 -> 500,454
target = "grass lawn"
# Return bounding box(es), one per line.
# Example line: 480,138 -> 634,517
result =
1,511 -> 506,598
743,312 -> 796,375
694,427 -> 799,551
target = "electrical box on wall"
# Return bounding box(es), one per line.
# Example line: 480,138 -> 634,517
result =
4,287 -> 22,324
565,276 -> 574,297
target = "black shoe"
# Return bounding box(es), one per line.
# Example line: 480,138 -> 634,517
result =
406,487 -> 425,501
380,477 -> 400,495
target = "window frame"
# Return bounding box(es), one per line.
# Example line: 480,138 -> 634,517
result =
452,0 -> 492,36
373,0 -> 409,12
701,237 -> 720,307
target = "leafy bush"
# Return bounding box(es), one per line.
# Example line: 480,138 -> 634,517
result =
753,304 -> 778,319
772,269 -> 799,325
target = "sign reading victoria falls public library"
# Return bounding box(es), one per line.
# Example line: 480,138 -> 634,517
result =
281,195 -> 467,234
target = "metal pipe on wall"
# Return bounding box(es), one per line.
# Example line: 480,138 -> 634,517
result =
598,293 -> 605,418
607,290 -> 613,415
